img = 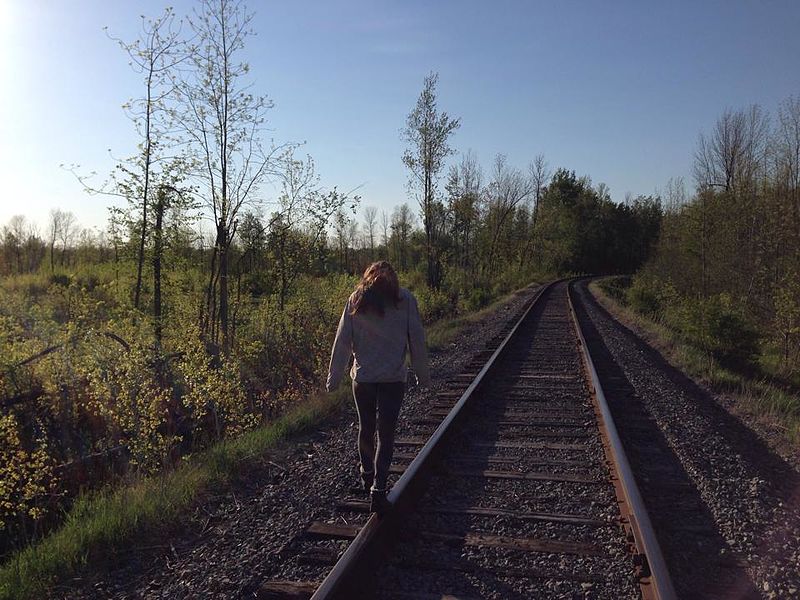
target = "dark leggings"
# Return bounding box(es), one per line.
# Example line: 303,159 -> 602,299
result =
352,381 -> 405,491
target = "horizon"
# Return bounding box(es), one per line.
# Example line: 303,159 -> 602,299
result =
2,0 -> 800,233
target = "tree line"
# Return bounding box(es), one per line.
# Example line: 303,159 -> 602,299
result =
632,96 -> 800,375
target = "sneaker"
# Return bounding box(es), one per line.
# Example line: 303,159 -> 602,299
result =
369,488 -> 390,514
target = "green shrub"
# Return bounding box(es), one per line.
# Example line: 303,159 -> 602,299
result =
597,276 -> 630,304
415,285 -> 456,323
399,269 -> 427,292
75,272 -> 101,292
705,295 -> 760,369
626,275 -> 661,317
665,294 -> 760,370
463,286 -> 492,312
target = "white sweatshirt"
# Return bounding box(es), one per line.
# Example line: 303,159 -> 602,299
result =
326,287 -> 431,391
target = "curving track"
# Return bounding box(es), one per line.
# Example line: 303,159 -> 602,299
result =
260,280 -> 676,599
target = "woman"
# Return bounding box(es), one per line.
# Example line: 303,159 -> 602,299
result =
326,261 -> 431,514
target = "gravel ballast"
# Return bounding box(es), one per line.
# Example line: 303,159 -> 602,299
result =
575,279 -> 800,599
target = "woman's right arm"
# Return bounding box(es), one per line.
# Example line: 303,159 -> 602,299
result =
326,298 -> 353,392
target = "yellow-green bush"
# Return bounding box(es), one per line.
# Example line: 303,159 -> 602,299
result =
0,414 -> 55,537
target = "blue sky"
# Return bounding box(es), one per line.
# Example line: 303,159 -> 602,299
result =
1,0 -> 799,233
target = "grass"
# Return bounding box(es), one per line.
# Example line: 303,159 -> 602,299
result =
0,279 -> 542,600
0,386 -> 351,600
426,282 -> 540,351
590,277 -> 800,446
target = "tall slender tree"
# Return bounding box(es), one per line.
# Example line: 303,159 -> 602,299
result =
173,0 -> 282,352
107,8 -> 185,310
363,206 -> 377,260
402,72 -> 460,288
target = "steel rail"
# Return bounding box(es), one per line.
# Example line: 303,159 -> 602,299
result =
310,281 -> 552,600
567,279 -> 677,600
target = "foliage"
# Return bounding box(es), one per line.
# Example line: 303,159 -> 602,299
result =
0,386 -> 350,600
625,274 -> 662,317
414,285 -> 457,323
774,270 -> 800,371
0,0 -> 673,571
462,286 -> 493,312
622,273 -> 767,372
0,415 -> 54,538
402,72 -> 461,289
535,169 -> 663,275
0,276 -> 540,598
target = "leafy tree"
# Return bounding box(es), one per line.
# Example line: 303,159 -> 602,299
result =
268,151 -> 356,308
402,72 -> 461,289
173,0 -> 283,353
445,151 -> 483,274
482,154 -> 532,275
389,203 -> 415,270
107,7 -> 186,310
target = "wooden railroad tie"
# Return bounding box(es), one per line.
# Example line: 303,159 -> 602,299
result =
388,464 -> 599,484
334,499 -> 606,527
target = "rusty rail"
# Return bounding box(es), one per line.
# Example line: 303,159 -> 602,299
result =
567,279 -> 677,600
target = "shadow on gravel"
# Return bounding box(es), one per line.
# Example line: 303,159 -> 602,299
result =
578,281 -> 800,505
573,282 -> 763,600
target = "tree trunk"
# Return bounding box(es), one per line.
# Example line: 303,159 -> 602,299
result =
219,223 -> 230,353
203,241 -> 219,341
153,188 -> 165,347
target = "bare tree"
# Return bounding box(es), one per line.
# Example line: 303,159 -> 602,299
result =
58,212 -> 77,266
362,206 -> 377,260
694,105 -> 769,194
347,219 -> 360,269
776,96 -> 800,235
48,210 -> 61,273
526,153 -> 550,264
267,151 -> 355,308
402,71 -> 460,288
662,176 -> 687,211
390,203 -> 415,270
484,154 -> 532,274
174,0 -> 282,352
445,150 -> 483,272
47,209 -> 77,270
380,209 -> 390,250
3,215 -> 29,273
333,209 -> 351,271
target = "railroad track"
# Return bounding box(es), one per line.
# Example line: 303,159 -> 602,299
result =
260,280 -> 676,599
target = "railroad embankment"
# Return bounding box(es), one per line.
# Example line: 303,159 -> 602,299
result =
591,277 -> 800,456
